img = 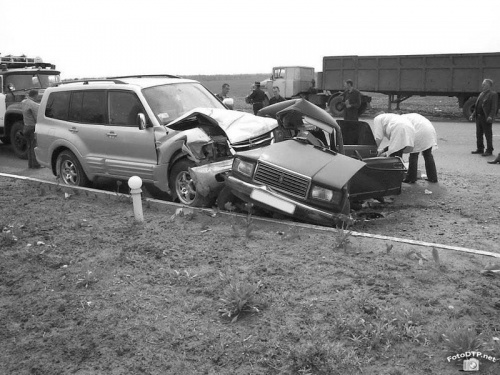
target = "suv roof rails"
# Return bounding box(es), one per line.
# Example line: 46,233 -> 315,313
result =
56,79 -> 128,86
108,74 -> 181,79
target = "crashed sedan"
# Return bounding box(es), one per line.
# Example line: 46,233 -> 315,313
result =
220,99 -> 406,226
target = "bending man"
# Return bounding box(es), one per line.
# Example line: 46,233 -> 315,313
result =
401,113 -> 438,183
372,113 -> 415,157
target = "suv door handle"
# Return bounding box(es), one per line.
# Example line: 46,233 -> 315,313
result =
106,132 -> 117,138
69,127 -> 78,133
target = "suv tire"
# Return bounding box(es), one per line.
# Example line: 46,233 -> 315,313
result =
11,121 -> 28,159
56,150 -> 90,187
169,159 -> 211,207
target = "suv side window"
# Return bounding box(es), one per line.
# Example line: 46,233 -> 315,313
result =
45,91 -> 71,120
68,91 -> 84,122
66,90 -> 107,124
108,91 -> 145,126
80,91 -> 107,124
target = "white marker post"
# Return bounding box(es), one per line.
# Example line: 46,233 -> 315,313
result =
128,176 -> 144,222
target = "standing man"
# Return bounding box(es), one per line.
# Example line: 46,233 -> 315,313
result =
470,78 -> 498,156
215,83 -> 230,101
342,79 -> 361,121
401,113 -> 438,183
269,86 -> 285,105
21,90 -> 41,169
246,81 -> 267,115
215,83 -> 233,109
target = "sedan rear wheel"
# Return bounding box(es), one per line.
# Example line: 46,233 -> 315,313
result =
56,150 -> 90,187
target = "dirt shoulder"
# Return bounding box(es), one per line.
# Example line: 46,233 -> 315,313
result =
352,169 -> 500,255
1,177 -> 500,375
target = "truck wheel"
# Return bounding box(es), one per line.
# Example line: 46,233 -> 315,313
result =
328,96 -> 345,117
10,121 -> 28,159
463,97 -> 477,121
358,102 -> 368,116
0,136 -> 11,145
169,159 -> 211,207
56,150 -> 90,187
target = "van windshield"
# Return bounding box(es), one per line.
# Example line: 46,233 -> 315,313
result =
143,83 -> 225,125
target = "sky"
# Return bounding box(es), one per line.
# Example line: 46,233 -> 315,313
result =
2,0 -> 500,80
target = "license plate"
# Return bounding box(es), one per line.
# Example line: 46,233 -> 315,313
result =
250,189 -> 296,215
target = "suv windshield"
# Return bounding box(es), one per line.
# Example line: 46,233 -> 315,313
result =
142,82 -> 225,125
5,72 -> 60,91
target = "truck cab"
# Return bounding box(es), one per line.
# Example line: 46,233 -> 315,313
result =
261,66 -> 316,100
0,54 -> 60,158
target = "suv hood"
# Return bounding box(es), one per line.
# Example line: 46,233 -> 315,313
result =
167,108 -> 278,144
241,140 -> 365,189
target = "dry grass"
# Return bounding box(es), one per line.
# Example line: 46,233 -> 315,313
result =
1,178 -> 500,374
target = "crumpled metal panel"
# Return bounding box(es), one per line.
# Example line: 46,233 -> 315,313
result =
166,108 -> 278,144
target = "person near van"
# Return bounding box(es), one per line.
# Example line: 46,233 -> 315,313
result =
470,78 -> 498,156
342,79 -> 361,121
269,86 -> 285,105
373,113 -> 415,157
401,113 -> 438,183
246,81 -> 267,115
21,89 -> 41,168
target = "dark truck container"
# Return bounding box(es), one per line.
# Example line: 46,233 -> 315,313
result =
318,52 -> 500,120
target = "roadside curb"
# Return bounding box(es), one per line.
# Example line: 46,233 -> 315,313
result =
2,172 -> 499,259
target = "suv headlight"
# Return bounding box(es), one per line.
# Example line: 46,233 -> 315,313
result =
233,158 -> 256,178
311,185 -> 342,203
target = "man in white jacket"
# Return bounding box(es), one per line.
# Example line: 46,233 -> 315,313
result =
372,113 -> 415,157
401,113 -> 438,183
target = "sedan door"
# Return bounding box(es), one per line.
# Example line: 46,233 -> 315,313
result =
337,120 -> 378,159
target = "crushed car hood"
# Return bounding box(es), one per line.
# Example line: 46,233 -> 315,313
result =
242,140 -> 365,189
258,99 -> 344,152
166,108 -> 278,144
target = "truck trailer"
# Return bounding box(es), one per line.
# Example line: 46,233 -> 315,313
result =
264,52 -> 500,120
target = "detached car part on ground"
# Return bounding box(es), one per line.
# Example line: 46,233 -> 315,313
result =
34,77 -> 278,206
215,99 -> 406,226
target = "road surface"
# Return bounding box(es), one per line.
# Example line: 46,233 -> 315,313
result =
1,120 -> 499,184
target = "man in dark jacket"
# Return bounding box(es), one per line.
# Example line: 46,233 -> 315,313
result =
246,81 -> 267,114
342,79 -> 361,121
21,90 -> 41,168
470,78 -> 498,156
269,86 -> 285,105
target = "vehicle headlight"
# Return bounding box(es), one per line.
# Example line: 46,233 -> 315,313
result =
233,158 -> 256,178
311,185 -> 342,203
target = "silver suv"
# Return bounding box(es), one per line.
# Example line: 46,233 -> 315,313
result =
35,76 -> 278,206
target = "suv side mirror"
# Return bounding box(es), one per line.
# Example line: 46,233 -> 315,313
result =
138,113 -> 147,130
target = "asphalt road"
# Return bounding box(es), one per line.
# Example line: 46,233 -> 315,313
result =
1,120 -> 500,184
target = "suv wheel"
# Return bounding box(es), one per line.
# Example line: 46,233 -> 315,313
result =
56,150 -> 90,187
11,121 -> 28,159
169,159 -> 211,207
